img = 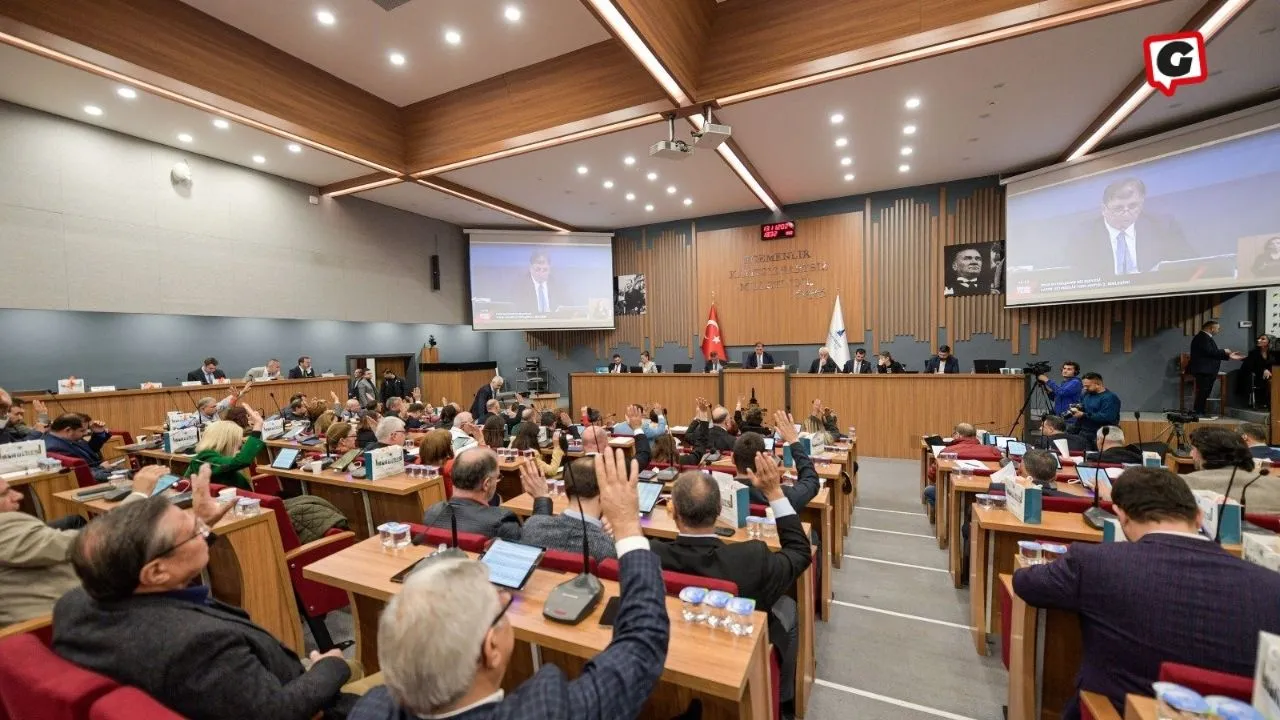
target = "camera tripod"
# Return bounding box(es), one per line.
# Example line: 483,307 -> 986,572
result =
1147,421 -> 1193,457
1008,376 -> 1055,441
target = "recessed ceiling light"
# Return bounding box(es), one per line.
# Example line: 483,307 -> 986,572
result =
504,5 -> 521,22
844,173 -> 855,181
625,192 -> 635,201
898,164 -> 910,172
388,51 -> 406,66
576,165 -> 588,175
287,143 -> 302,153
83,105 -> 103,116
212,118 -> 230,130
177,133 -> 193,144
830,113 -> 844,124
444,29 -> 461,45
903,124 -> 917,135
623,155 -> 636,166
116,87 -> 137,100
644,204 -> 654,212
666,185 -> 676,194
602,180 -> 614,189
316,9 -> 336,26
252,155 -> 266,164
901,147 -> 913,156
840,157 -> 852,166
683,197 -> 693,206
834,137 -> 848,148
905,97 -> 921,109
646,172 -> 658,181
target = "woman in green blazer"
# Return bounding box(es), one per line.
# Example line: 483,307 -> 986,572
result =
184,405 -> 266,491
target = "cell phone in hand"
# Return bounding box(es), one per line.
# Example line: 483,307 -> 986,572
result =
598,596 -> 622,627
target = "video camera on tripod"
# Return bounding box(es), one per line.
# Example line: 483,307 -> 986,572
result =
1164,410 -> 1200,424
1025,360 -> 1053,377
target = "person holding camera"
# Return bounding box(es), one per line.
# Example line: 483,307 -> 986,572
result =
1037,361 -> 1083,417
1067,372 -> 1120,450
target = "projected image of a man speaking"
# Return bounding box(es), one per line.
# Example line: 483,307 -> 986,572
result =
1075,177 -> 1192,281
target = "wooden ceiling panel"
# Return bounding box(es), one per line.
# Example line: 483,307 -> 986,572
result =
402,41 -> 670,174
608,0 -> 719,100
0,0 -> 404,172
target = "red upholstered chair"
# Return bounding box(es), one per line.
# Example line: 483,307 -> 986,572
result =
0,615 -> 52,647
406,522 -> 492,553
1245,513 -> 1280,532
998,578 -> 1013,669
539,549 -> 597,575
0,634 -> 118,720
46,452 -> 95,488
1158,662 -> 1254,701
211,485 -> 356,651
247,462 -> 283,496
89,688 -> 183,720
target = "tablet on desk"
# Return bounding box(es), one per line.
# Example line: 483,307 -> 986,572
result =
298,437 -> 323,446
151,474 -> 181,497
637,481 -> 663,514
1075,466 -> 1106,490
330,448 -> 361,472
271,448 -> 301,471
481,539 -> 545,590
1005,441 -> 1027,457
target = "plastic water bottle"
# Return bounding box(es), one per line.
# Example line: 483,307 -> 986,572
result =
678,586 -> 707,623
703,590 -> 732,629
726,597 -> 757,636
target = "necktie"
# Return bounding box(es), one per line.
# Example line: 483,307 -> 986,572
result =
538,283 -> 549,312
1115,231 -> 1134,274
206,373 -> 212,383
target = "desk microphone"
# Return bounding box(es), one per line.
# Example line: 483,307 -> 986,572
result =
269,393 -> 285,421
544,462 -> 602,624
163,392 -> 184,429
1082,449 -> 1117,530
184,391 -> 205,427
1214,464 -> 1241,544
1240,465 -> 1269,531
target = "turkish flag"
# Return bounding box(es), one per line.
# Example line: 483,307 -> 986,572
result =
700,304 -> 726,360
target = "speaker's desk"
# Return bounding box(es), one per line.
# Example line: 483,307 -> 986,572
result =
418,362 -> 497,410
49,487 -> 304,656
304,538 -> 775,720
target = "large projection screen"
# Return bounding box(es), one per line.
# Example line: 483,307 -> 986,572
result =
1003,104 -> 1280,307
467,230 -> 615,331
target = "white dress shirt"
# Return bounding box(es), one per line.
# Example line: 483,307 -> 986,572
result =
531,272 -> 550,313
1106,222 -> 1140,274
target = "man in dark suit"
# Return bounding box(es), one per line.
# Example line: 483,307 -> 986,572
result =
1074,177 -> 1194,282
651,456 -> 812,716
1013,467 -> 1280,720
421,448 -> 551,541
809,347 -> 840,374
745,342 -> 775,369
732,409 -> 821,511
1188,320 -> 1244,415
704,351 -> 725,373
945,246 -> 990,295
350,448 -> 668,720
469,376 -> 503,419
505,250 -> 583,314
42,414 -> 112,475
379,370 -> 406,404
186,357 -> 226,384
288,356 -> 316,379
924,345 -> 960,374
1036,414 -> 1087,454
606,354 -> 629,374
53,465 -> 358,720
843,348 -> 874,374
689,404 -> 735,461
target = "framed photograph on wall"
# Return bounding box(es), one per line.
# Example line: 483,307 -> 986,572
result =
944,241 -> 1004,297
614,273 -> 647,315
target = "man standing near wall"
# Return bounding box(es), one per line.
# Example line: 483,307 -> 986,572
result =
1188,320 -> 1243,416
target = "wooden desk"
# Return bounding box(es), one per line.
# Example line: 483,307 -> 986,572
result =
304,538 -> 774,720
1003,571 -> 1084,720
934,459 -> 1002,549
721,369 -> 788,417
129,448 -> 196,472
17,376 -> 348,440
570,373 -> 719,425
6,468 -> 77,521
791,375 -> 1025,459
49,488 -> 304,656
1124,695 -> 1157,720
526,393 -> 561,412
418,362 -> 496,409
268,467 -> 445,541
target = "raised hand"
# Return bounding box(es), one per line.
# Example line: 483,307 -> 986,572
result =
519,457 -> 549,499
191,463 -> 234,526
773,409 -> 799,445
745,450 -> 785,502
595,447 -> 641,541
130,465 -> 166,497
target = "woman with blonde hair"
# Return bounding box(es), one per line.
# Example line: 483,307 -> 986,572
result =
184,406 -> 265,491
511,422 -> 564,477
324,421 -> 355,455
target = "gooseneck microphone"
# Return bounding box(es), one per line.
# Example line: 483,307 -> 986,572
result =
1082,449 -> 1117,530
269,392 -> 285,420
184,391 -> 205,428
1215,464 -> 1242,544
1240,465 -> 1269,525
543,462 -> 603,624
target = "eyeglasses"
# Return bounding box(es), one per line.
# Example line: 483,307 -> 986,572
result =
490,590 -> 515,629
145,518 -> 212,564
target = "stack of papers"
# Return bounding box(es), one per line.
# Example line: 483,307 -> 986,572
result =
955,459 -> 989,471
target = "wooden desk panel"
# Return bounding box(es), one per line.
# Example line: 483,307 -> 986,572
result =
17,376 -> 348,440
420,365 -> 497,409
7,468 -> 76,521
791,375 -> 1025,459
269,466 -> 445,540
570,374 -> 719,422
1004,573 -> 1083,720
721,369 -> 787,415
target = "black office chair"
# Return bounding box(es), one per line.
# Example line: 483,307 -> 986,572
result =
629,365 -> 643,373
673,363 -> 692,373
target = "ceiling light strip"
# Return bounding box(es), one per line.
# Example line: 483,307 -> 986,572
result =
322,176 -> 405,197
414,179 -> 571,233
0,31 -> 401,175
716,144 -> 779,213
715,0 -> 1156,106
412,113 -> 665,176
1065,0 -> 1251,160
586,0 -> 692,106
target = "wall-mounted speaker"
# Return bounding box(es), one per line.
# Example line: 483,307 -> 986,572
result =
430,254 -> 440,291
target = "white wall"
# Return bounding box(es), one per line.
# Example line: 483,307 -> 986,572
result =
0,100 -> 468,323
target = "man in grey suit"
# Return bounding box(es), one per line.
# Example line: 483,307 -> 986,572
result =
243,358 -> 281,381
52,465 -> 356,720
420,448 -> 552,542
520,457 -> 617,561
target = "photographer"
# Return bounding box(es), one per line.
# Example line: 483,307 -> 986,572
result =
1037,361 -> 1083,417
1067,372 -> 1120,450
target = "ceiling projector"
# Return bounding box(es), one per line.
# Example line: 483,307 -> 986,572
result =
649,115 -> 731,160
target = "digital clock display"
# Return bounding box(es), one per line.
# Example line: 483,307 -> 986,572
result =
761,221 -> 796,240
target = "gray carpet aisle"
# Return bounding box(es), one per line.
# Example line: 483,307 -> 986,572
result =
304,457 -> 1010,718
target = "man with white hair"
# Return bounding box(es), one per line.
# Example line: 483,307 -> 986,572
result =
364,416 -> 407,452
350,449 -> 668,720
1096,425 -> 1141,464
451,412 -> 481,452
470,376 -> 504,420
809,347 -> 839,374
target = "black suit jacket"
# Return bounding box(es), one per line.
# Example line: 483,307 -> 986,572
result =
1014,534 -> 1280,719
1036,431 -> 1087,453
186,368 -> 227,384
843,358 -> 874,374
1188,331 -> 1230,376
380,377 -> 406,403
52,588 -> 349,720
809,358 -> 840,374
924,356 -> 960,374
288,366 -> 316,379
704,360 -> 725,373
1076,214 -> 1192,280
470,383 -> 497,419
745,352 -> 775,369
649,511 -> 811,610
876,361 -> 905,374
690,423 -> 735,460
506,272 -> 580,312
606,362 -> 629,374
746,442 -> 822,510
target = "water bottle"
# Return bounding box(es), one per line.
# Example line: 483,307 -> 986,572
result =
726,597 -> 757,637
678,586 -> 707,623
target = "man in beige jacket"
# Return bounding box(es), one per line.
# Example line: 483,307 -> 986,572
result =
0,466 -> 161,626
